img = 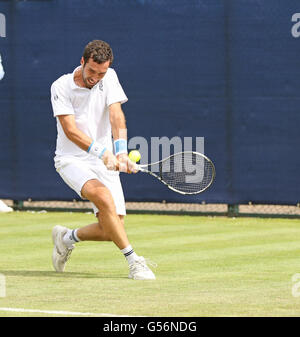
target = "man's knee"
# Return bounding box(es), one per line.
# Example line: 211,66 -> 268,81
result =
94,193 -> 115,211
82,180 -> 116,212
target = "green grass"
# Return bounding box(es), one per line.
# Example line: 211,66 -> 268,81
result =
0,211 -> 300,316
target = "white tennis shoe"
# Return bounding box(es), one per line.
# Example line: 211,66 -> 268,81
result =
0,200 -> 13,213
128,256 -> 156,280
52,225 -> 74,272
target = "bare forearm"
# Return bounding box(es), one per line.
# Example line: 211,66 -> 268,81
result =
58,115 -> 93,151
58,114 -> 115,168
109,103 -> 127,141
66,127 -> 93,152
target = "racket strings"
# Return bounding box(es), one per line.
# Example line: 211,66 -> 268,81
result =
155,152 -> 214,194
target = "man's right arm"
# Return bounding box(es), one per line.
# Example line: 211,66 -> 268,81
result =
51,83 -> 93,152
58,114 -> 119,170
52,82 -> 119,170
58,114 -> 93,152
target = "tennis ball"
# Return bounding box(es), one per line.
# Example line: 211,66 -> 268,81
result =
128,150 -> 141,163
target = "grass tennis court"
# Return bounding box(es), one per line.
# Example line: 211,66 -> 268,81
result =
0,212 -> 300,317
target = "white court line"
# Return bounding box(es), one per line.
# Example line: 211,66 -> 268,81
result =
0,307 -> 133,317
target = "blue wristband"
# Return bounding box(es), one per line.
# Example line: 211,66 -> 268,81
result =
114,139 -> 128,156
87,141 -> 94,153
88,141 -> 106,159
98,147 -> 107,159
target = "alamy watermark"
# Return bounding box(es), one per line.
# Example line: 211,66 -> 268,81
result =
0,13 -> 5,38
128,136 -> 204,166
291,13 -> 300,38
128,136 -> 205,183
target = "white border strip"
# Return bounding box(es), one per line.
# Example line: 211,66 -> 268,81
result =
0,307 -> 132,317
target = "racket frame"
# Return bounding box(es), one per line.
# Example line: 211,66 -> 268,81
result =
137,151 -> 215,195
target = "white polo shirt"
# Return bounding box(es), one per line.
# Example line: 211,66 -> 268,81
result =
51,66 -> 128,168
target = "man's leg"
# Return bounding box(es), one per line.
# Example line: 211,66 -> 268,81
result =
52,179 -> 155,279
78,179 -> 129,249
74,215 -> 124,242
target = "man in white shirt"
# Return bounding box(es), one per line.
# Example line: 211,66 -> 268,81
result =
50,40 -> 155,280
0,53 -> 13,213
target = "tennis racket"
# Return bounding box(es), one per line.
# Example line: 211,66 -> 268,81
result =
137,151 -> 215,195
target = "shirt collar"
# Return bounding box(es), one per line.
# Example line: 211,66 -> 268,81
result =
70,65 -> 87,90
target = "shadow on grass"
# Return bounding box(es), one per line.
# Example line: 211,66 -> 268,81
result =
0,270 -> 127,279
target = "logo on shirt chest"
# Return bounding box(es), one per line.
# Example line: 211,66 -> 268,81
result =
99,80 -> 103,91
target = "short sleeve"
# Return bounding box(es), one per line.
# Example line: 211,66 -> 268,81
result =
51,81 -> 74,117
106,69 -> 128,107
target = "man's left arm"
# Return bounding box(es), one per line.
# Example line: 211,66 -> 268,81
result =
109,102 -> 137,173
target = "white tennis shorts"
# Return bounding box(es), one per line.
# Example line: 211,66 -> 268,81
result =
56,158 -> 126,216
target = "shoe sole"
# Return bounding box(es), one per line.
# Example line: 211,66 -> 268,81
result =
128,274 -> 156,280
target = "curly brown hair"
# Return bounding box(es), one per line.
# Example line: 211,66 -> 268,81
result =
82,40 -> 114,65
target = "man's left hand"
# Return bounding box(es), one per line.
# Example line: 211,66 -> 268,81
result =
117,153 -> 138,173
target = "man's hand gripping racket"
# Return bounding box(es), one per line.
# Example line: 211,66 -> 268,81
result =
102,150 -> 138,173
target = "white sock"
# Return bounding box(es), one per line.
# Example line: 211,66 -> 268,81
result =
121,245 -> 138,265
63,229 -> 80,247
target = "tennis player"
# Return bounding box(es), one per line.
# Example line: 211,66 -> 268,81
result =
50,40 -> 155,280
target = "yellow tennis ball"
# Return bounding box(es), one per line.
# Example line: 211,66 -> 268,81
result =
128,150 -> 141,163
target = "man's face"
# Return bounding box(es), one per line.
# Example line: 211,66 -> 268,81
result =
80,57 -> 110,89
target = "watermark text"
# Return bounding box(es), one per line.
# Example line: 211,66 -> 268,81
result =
291,13 -> 300,38
0,13 -> 5,38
